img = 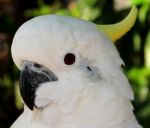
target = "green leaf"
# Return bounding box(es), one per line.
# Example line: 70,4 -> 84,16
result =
129,0 -> 150,5
144,31 -> 150,67
139,4 -> 150,24
15,82 -> 23,110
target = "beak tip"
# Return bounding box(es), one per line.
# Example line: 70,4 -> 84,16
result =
25,102 -> 34,111
19,71 -> 36,111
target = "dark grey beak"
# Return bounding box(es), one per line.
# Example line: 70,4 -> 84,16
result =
19,61 -> 58,110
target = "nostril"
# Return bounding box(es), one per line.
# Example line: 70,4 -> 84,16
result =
34,63 -> 42,68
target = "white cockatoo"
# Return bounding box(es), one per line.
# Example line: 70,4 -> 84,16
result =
11,6 -> 142,128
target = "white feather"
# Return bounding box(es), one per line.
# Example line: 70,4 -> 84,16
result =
11,15 -> 142,128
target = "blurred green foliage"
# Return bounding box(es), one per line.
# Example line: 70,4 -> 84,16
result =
0,0 -> 150,128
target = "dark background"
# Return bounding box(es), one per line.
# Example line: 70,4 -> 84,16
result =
0,0 -> 150,128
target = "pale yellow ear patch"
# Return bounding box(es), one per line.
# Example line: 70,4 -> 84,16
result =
96,6 -> 138,42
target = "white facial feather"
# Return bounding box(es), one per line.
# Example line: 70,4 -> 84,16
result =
11,15 -> 142,128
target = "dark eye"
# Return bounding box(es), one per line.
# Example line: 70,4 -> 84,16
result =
64,53 -> 76,65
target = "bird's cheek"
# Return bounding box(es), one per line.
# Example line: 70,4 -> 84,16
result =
34,82 -> 61,108
34,95 -> 50,109
79,61 -> 102,82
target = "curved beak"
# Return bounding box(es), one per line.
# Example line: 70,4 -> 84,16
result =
19,61 -> 58,110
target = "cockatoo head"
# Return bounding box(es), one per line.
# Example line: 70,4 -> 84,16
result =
11,7 -> 137,111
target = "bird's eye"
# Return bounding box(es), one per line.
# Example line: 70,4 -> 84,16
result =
64,53 -> 76,65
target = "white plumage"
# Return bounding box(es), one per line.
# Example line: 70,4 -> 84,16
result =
11,13 -> 142,128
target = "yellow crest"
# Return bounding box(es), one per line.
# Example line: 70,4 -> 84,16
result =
97,6 -> 138,42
